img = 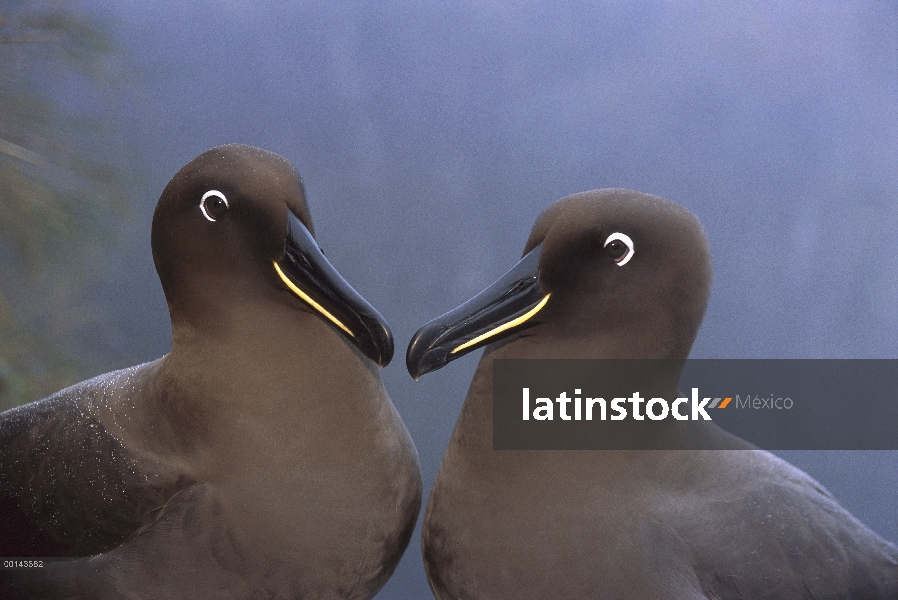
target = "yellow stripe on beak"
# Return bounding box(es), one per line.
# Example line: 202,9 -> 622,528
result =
273,261 -> 354,337
450,293 -> 550,355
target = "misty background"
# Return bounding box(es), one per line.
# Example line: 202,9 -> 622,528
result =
2,1 -> 896,597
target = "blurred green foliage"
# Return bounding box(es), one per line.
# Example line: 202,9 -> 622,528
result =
0,2 -> 134,410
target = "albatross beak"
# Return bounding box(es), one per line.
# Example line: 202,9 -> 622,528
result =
406,244 -> 549,379
274,210 -> 394,367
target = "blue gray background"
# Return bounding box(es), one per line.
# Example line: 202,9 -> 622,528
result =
67,1 -> 898,597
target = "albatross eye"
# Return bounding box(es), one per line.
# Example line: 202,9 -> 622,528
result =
604,232 -> 634,266
200,190 -> 229,222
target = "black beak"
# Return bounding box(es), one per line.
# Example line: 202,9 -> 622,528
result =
274,211 -> 394,367
406,244 -> 548,379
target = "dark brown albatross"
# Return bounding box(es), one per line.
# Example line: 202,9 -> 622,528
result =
407,189 -> 898,600
0,144 -> 422,599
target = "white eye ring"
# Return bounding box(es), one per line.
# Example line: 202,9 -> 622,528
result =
604,232 -> 635,266
200,190 -> 229,222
